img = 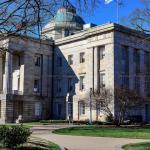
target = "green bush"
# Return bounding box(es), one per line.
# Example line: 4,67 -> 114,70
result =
0,125 -> 31,149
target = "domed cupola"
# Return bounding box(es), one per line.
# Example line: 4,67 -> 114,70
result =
42,0 -> 85,40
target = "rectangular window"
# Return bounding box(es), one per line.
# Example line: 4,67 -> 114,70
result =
34,79 -> 40,93
18,55 -> 21,66
57,79 -> 62,93
99,47 -> 105,60
121,46 -> 128,60
57,104 -> 62,116
96,102 -> 101,116
68,55 -> 73,65
80,76 -> 85,90
145,76 -> 150,97
133,49 -> 140,63
121,75 -> 129,89
35,55 -> 41,66
144,51 -> 150,73
100,73 -> 105,88
80,102 -> 85,115
80,52 -> 85,63
57,56 -> 62,67
144,51 -> 149,65
68,78 -> 73,92
135,76 -> 140,92
133,49 -> 140,74
35,102 -> 42,117
121,46 -> 129,74
96,101 -> 105,116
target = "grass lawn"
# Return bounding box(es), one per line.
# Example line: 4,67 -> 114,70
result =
0,137 -> 61,150
122,142 -> 150,150
53,126 -> 150,139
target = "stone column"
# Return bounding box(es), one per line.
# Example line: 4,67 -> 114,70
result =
94,47 -> 99,91
3,52 -> 13,94
129,47 -> 134,90
86,47 -> 94,91
0,53 -> 3,93
140,50 -> 145,95
114,44 -> 122,87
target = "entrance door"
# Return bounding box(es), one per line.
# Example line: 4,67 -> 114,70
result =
145,104 -> 150,123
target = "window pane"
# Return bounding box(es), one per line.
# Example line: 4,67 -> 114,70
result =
100,73 -> 105,88
80,52 -> 85,63
80,76 -> 85,90
57,79 -> 62,93
34,80 -> 40,93
80,102 -> 85,115
57,56 -> 62,67
68,55 -> 73,65
35,55 -> 41,66
99,47 -> 105,60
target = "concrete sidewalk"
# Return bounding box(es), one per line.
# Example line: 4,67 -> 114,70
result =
32,125 -> 150,150
34,133 -> 150,150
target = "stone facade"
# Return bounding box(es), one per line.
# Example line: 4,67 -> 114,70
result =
0,35 -> 53,123
0,4 -> 150,123
50,23 -> 150,122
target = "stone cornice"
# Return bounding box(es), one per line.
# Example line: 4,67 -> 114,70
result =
55,23 -> 150,46
0,33 -> 54,46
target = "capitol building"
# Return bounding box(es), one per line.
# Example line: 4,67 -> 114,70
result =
0,1 -> 150,123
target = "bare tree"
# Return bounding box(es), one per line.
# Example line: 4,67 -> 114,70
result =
0,0 -> 100,36
82,87 -> 114,123
92,88 -> 114,121
82,86 -> 143,125
122,0 -> 150,33
114,87 -> 143,126
0,0 -> 57,36
0,0 -> 100,53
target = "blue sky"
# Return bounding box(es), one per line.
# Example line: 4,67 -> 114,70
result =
77,0 -> 144,25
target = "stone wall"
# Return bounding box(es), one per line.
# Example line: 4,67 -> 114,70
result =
54,24 -> 115,121
0,35 -> 53,123
114,29 -> 150,122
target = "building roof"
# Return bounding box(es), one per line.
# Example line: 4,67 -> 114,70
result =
42,0 -> 85,31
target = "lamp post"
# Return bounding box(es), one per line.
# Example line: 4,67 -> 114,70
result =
66,93 -> 69,121
89,88 -> 93,125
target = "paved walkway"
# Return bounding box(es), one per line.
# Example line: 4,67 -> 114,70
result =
32,125 -> 150,150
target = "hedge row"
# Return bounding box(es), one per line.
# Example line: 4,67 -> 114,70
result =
0,125 -> 31,149
40,120 -> 113,125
